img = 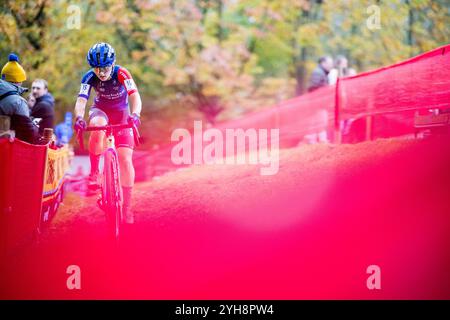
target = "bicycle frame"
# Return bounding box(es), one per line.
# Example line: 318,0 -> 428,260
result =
76,121 -> 140,240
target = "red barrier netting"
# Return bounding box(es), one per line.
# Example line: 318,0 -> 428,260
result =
219,44 -> 450,143
340,45 -> 450,118
338,44 -> 450,140
0,138 -> 47,253
216,85 -> 335,147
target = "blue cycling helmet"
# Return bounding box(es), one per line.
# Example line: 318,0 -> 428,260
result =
86,42 -> 115,67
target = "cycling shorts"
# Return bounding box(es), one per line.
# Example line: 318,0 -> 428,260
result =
88,107 -> 134,149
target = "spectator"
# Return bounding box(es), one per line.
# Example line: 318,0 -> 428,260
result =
328,55 -> 348,85
30,78 -> 55,135
328,56 -> 357,85
55,111 -> 74,146
308,56 -> 334,92
0,53 -> 39,144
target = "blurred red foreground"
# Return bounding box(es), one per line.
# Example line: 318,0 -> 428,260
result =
1,137 -> 449,299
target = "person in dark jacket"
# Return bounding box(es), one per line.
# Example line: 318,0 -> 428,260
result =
30,78 -> 55,135
0,53 -> 39,144
308,56 -> 334,92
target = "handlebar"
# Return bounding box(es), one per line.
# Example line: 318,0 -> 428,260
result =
82,123 -> 134,132
76,122 -> 141,151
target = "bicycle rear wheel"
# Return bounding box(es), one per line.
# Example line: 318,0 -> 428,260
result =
102,149 -> 122,240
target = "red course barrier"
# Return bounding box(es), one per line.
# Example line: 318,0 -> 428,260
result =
338,44 -> 450,140
220,44 -> 450,144
0,138 -> 47,254
340,45 -> 450,118
216,85 -> 335,147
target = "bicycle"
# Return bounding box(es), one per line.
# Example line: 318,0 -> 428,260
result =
76,121 -> 140,240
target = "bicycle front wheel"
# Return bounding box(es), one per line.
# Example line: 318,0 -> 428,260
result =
102,149 -> 122,240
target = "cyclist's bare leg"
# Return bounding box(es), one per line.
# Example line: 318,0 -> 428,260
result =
118,147 -> 135,187
88,116 -> 107,181
118,146 -> 135,223
89,116 -> 107,154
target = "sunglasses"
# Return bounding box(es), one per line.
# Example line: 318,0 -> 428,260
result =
94,66 -> 113,74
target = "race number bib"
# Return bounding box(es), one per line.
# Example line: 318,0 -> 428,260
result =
79,84 -> 90,96
124,79 -> 136,92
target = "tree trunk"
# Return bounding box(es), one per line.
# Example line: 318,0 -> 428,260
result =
292,7 -> 310,96
405,0 -> 415,55
216,0 -> 224,43
294,47 -> 309,95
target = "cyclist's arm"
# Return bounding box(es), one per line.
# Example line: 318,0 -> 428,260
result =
74,96 -> 87,119
129,92 -> 142,117
117,67 -> 141,116
75,71 -> 94,119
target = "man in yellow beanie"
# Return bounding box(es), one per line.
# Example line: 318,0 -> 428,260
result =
1,53 -> 27,84
0,53 -> 39,143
